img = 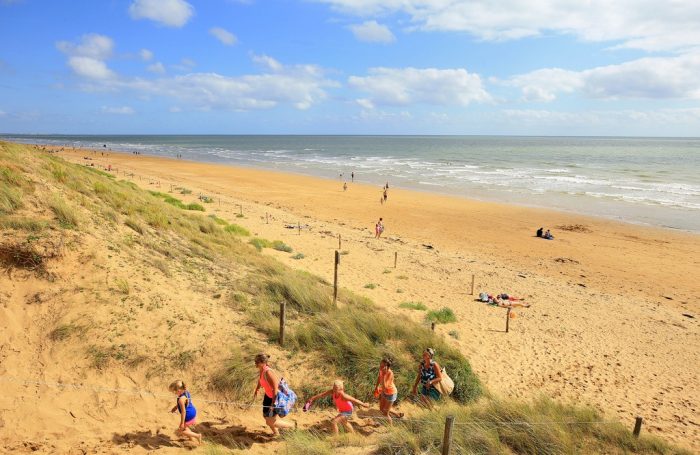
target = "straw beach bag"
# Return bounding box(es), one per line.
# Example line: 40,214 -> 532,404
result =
436,367 -> 455,396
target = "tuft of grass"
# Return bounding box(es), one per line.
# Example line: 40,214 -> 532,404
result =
399,301 -> 427,311
124,218 -> 144,234
426,307 -> 457,324
382,269 -> 392,274
0,217 -> 48,232
292,253 -> 305,260
249,237 -> 271,251
363,283 -> 377,289
208,214 -> 228,225
271,240 -> 293,253
172,350 -> 197,370
186,202 -> 205,211
163,196 -> 185,209
283,431 -> 333,455
48,196 -> 79,229
49,323 -> 79,341
449,330 -> 460,339
115,278 -> 130,295
397,275 -> 408,280
179,188 -> 192,195
224,224 -> 250,236
87,346 -> 111,370
210,347 -> 258,400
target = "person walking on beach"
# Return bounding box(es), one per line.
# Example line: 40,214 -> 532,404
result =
351,171 -> 354,182
375,218 -> 384,238
304,380 -> 369,435
343,182 -> 347,191
411,348 -> 442,408
374,358 -> 403,424
383,188 -> 388,203
253,353 -> 295,436
169,380 -> 202,446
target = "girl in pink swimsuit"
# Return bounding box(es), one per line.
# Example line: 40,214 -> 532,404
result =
305,380 -> 369,434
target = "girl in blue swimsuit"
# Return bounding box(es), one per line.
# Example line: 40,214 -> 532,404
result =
169,380 -> 202,445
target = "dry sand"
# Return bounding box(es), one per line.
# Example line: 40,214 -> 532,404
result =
2,146 -> 698,453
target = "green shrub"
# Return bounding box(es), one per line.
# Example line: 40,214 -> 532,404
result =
426,307 -> 457,324
292,253 -> 305,260
164,196 -> 185,209
208,214 -> 228,225
271,240 -> 293,253
249,237 -> 271,251
364,283 -> 377,289
186,203 -> 205,211
399,301 -> 427,311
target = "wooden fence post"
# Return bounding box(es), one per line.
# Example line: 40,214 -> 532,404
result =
442,415 -> 455,455
333,250 -> 340,306
279,301 -> 286,346
338,234 -> 342,250
238,204 -> 243,216
394,252 -> 398,268
633,416 -> 643,437
298,222 -> 301,235
266,212 -> 269,224
506,307 -> 511,333
431,322 -> 436,332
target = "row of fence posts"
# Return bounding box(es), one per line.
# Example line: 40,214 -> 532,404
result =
116,160 -> 646,452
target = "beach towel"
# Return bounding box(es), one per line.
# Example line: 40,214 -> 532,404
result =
479,292 -> 489,302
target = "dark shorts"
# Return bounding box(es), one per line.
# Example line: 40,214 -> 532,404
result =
421,385 -> 441,400
262,394 -> 281,418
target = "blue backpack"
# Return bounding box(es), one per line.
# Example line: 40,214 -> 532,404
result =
275,378 -> 297,417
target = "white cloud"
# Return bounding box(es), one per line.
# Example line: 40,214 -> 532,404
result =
252,54 -> 283,72
349,67 -> 491,107
102,106 -> 135,115
209,27 -> 237,46
56,34 -> 113,60
147,62 -> 166,74
169,106 -> 182,113
508,53 -> 700,101
129,0 -> 193,27
315,0 -> 700,52
68,56 -> 114,80
349,21 -> 395,43
0,109 -> 6,117
66,52 -> 338,111
140,49 -> 153,61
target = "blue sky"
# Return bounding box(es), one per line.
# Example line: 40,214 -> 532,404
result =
1,0 -> 699,135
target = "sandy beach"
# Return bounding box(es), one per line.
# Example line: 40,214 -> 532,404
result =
1,144 -> 698,453
49,148 -> 699,448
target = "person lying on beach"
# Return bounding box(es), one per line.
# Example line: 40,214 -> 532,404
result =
304,380 -> 369,435
496,294 -> 530,308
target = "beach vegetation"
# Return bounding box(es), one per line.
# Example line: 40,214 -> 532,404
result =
49,323 -> 80,341
249,237 -> 271,251
397,274 -> 408,280
186,202 -> 205,211
271,240 -> 293,253
115,278 -> 130,295
426,307 -> 457,324
179,187 -> 192,195
208,214 -> 228,225
0,217 -> 49,232
224,223 -> 250,236
48,196 -> 79,229
124,218 -> 144,234
399,301 -> 427,311
291,253 -> 305,260
363,283 -> 377,289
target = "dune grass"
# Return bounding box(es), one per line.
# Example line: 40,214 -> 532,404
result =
0,217 -> 49,232
399,301 -> 427,311
224,223 -> 250,236
426,307 -> 457,324
271,240 -> 293,253
48,196 -> 79,229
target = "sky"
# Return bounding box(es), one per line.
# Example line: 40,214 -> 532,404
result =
1,0 -> 700,136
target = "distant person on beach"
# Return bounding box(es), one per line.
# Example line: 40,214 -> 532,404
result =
383,188 -> 388,203
374,358 -> 403,424
411,348 -> 442,408
253,353 -> 295,436
351,171 -> 354,182
544,229 -> 554,240
536,227 -> 543,238
343,182 -> 347,191
304,380 -> 369,435
375,218 -> 384,238
169,380 -> 202,446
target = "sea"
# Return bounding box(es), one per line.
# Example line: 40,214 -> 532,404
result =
3,134 -> 699,233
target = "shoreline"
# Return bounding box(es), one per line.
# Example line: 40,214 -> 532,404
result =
19,142 -> 700,449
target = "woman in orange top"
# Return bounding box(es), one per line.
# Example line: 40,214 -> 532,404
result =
253,353 -> 295,436
373,357 -> 403,423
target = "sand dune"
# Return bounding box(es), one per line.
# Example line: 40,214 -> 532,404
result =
1,145 -> 698,453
